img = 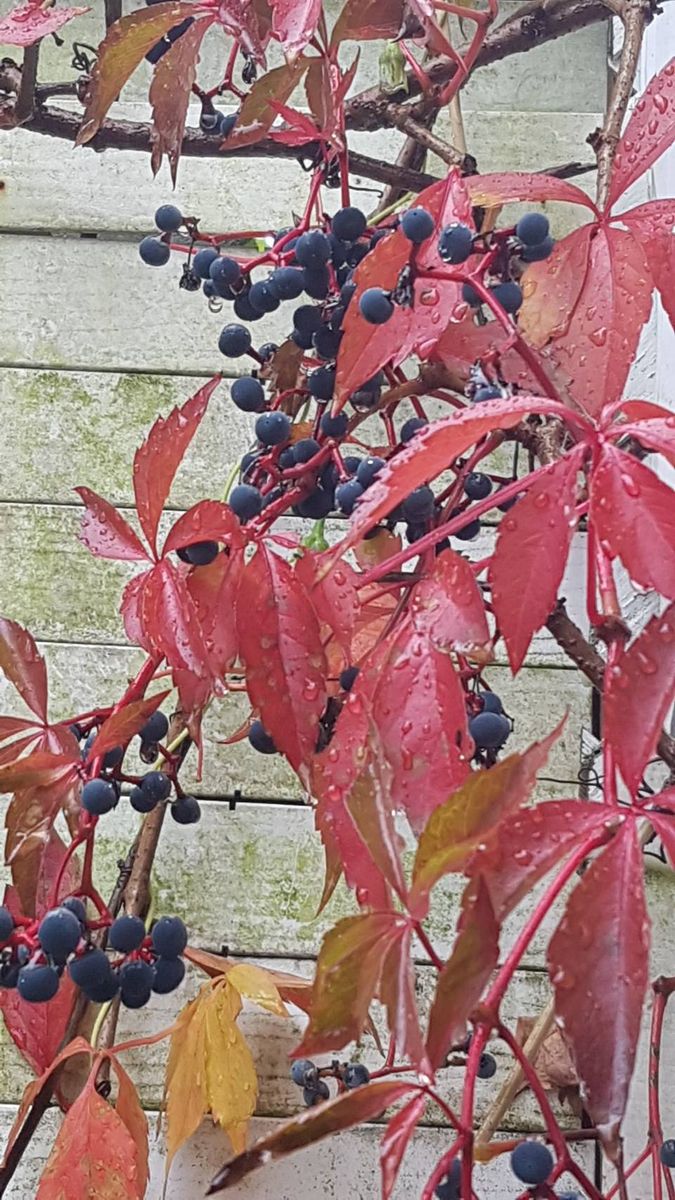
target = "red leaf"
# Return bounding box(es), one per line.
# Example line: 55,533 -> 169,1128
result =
223,58 -> 310,148
648,805 -> 675,868
373,622 -> 470,835
295,551 -> 359,655
139,559 -> 210,673
340,396 -> 578,550
604,602 -> 675,795
77,3 -> 195,145
0,2 -> 88,47
120,572 -> 153,651
590,444 -> 675,599
185,547 -> 243,678
466,171 -> 598,214
345,737 -> 408,901
425,878 -> 499,1069
236,544 -> 327,775
162,500 -> 244,557
0,973 -> 76,1078
0,751 -> 77,794
331,0 -> 404,44
268,102 -> 321,145
608,57 -> 675,208
379,924 -> 430,1073
519,223 -> 594,348
467,800 -> 613,921
133,378 -> 218,557
270,0 -> 322,58
540,226 -> 652,418
36,1077 -> 143,1198
36,830 -> 82,914
150,15 -> 213,181
379,1092 -> 427,1200
2,1038 -> 92,1165
411,548 -> 491,661
0,618 -> 48,721
547,822 -> 650,1154
110,1059 -> 149,1198
617,417 -> 675,470
213,0 -> 271,61
0,716 -> 36,743
75,488 -> 149,562
621,200 -> 675,329
209,1080 -> 417,1193
86,692 -> 170,762
410,721 -> 563,917
490,447 -> 583,671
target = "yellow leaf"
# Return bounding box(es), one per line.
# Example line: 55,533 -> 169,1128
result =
165,988 -> 208,1170
204,980 -> 258,1151
227,963 -> 289,1017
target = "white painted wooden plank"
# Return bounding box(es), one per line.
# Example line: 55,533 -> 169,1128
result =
0,1103 -> 595,1199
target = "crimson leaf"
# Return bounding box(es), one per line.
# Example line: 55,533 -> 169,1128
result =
0,618 -> 48,722
75,488 -> 149,562
590,444 -> 675,600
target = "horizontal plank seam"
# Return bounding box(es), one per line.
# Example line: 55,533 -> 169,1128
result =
0,360 -> 237,380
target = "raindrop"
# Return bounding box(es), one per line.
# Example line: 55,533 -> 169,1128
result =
654,92 -> 669,113
589,327 -> 607,347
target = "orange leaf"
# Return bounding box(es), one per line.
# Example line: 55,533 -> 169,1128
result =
36,1076 -> 143,1198
150,15 -> 212,181
110,1058 -> 149,1198
3,1038 -> 91,1168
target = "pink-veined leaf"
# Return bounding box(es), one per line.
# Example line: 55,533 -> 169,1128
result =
0,964 -> 77,1078
0,716 -> 36,743
0,751 -> 78,795
547,822 -> 650,1156
133,378 -> 219,557
0,2 -> 88,47
614,399 -> 674,423
236,544 -> 327,775
540,226 -> 652,419
467,800 -> 614,921
36,1075 -> 143,1198
604,601 -> 675,795
410,720 -> 563,917
208,1080 -> 417,1193
620,200 -> 675,329
2,1037 -> 92,1166
339,396 -> 581,549
36,828 -> 82,914
331,0 -> 404,44
139,559 -> 210,674
162,499 -> 244,557
85,691 -> 170,762
648,801 -> 675,868
373,622 -> 471,834
185,547 -> 243,679
345,734 -> 408,901
411,547 -> 491,662
608,57 -> 675,209
150,15 -> 213,181
120,571 -> 154,652
490,447 -> 583,671
380,1092 -> 428,1200
212,0 -> 270,61
109,1058 -> 149,1198
0,618 -> 48,722
76,3 -> 195,145
268,102 -> 320,145
379,923 -> 430,1074
305,57 -> 336,139
270,0 -> 322,59
75,488 -> 149,562
519,223 -> 594,348
223,58 -> 310,148
616,417 -> 675,470
465,171 -> 598,214
425,878 -> 499,1069
431,312 -> 543,392
590,444 -> 675,599
296,551 -> 359,655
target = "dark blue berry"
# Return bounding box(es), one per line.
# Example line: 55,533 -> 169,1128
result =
335,479 -> 364,514
295,489 -> 334,519
359,288 -> 393,324
401,206 -> 434,244
295,231 -> 331,268
218,324 -> 252,358
255,410 -> 291,446
17,964 -> 60,1003
234,291 -> 262,322
130,785 -> 155,813
313,325 -> 343,360
0,907 -> 14,943
139,237 -> 170,267
248,720 -> 277,754
343,1063 -> 370,1088
258,342 -> 278,362
110,914 -> 146,953
171,795 -> 201,824
103,744 -> 124,769
478,1052 -> 497,1079
145,16 -> 194,63
320,411 -> 348,438
356,456 -> 386,488
69,948 -> 111,990
510,1141 -> 554,1186
240,451 -> 259,480
516,212 -> 550,247
292,437 -> 321,464
218,112 -> 237,137
462,281 -> 481,307
342,455 -> 361,476
293,304 -> 322,334
291,1058 -> 317,1087
140,771 -> 172,804
181,541 -> 219,566
151,916 -> 187,959
84,971 -> 121,1003
82,778 -> 118,816
522,235 -> 555,262
230,483 -> 263,522
340,279 -> 357,307
231,376 -> 266,413
192,247 -> 219,279
153,956 -> 186,993
268,267 -> 304,300
302,267 -> 330,299
328,233 -> 347,267
469,711 -> 511,750
249,280 -> 280,314
346,242 -> 369,268
480,691 -> 503,714
279,447 -> 296,470
203,280 -> 217,299
464,472 -> 492,500
154,204 -> 182,233
304,1079 -> 330,1106
473,384 -> 502,403
435,1160 -> 461,1200
332,207 -> 367,242
400,417 -> 427,443
402,485 -> 435,521
139,711 -> 169,744
210,256 -> 241,290
119,959 -> 155,996
453,514 -> 481,540
491,281 -> 522,314
199,109 -> 221,133
339,666 -> 359,691
121,986 -> 152,1009
438,223 -> 473,264
661,1141 -> 675,1168
292,326 -> 314,350
308,366 -> 336,401
61,897 -> 87,926
38,907 -> 81,961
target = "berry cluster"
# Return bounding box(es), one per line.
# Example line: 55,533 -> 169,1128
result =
290,1057 -> 370,1106
0,903 -> 187,1007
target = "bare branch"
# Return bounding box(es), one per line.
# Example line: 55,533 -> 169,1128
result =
390,109 -> 474,169
104,0 -> 122,27
13,44 -> 39,125
593,0 -> 652,207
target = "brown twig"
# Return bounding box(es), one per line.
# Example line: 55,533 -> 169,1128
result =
390,110 -> 473,169
593,0 -> 653,208
13,44 -> 39,126
476,1000 -> 555,1145
104,0 -> 122,27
